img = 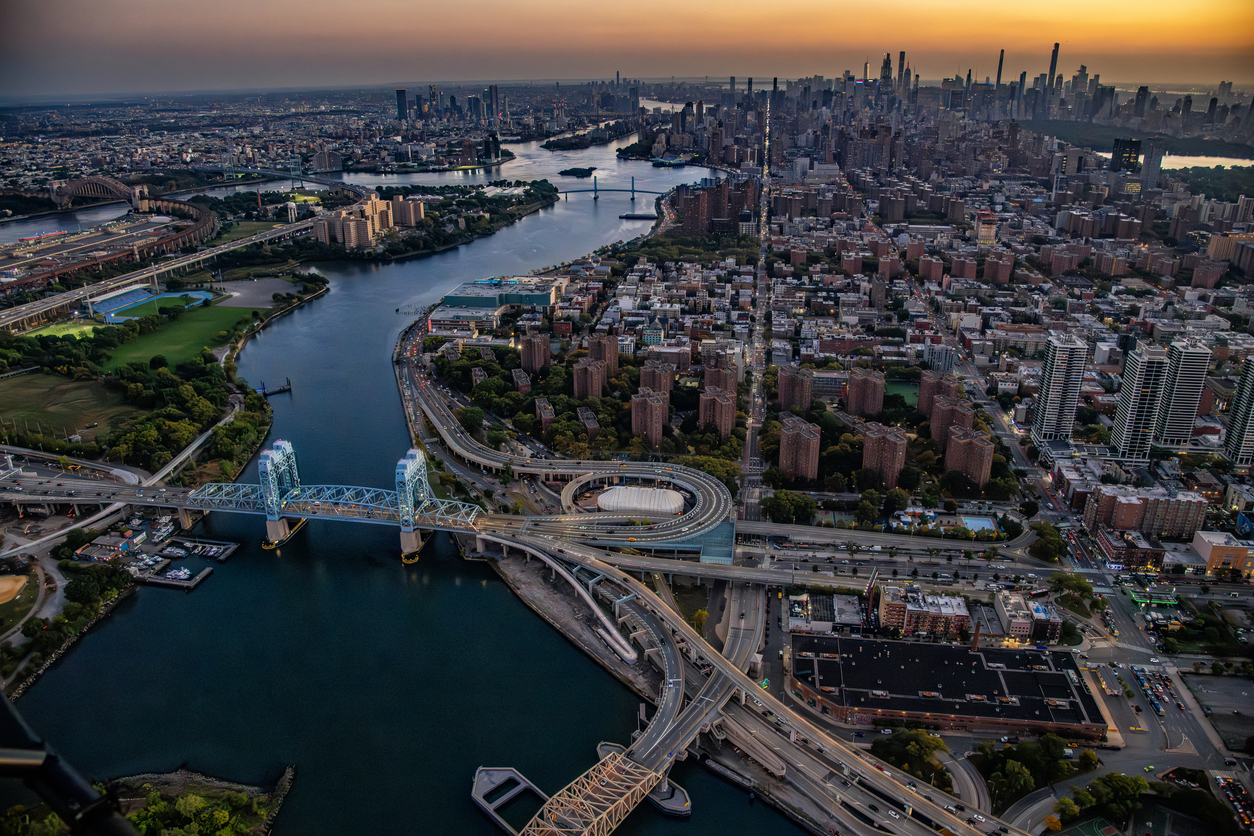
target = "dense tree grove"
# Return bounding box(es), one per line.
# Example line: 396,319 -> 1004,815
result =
976,735 -> 1099,812
130,790 -> 264,835
761,489 -> 817,525
869,730 -> 953,791
0,302 -> 269,474
1028,521 -> 1067,562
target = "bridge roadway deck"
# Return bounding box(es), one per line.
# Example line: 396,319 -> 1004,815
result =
616,600 -> 685,761
629,582 -> 763,773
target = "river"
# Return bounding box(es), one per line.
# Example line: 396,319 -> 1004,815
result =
12,136 -> 804,835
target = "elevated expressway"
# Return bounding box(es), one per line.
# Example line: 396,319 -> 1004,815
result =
0,471 -> 935,593
735,520 -> 1034,554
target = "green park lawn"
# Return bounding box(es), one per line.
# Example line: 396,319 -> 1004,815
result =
27,320 -> 98,339
0,374 -> 145,437
117,294 -> 207,319
0,578 -> 39,634
102,303 -> 256,371
213,220 -> 281,244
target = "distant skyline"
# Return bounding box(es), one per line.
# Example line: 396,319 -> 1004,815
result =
3,0 -> 1252,99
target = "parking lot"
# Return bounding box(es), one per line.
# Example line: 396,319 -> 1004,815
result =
1181,673 -> 1254,750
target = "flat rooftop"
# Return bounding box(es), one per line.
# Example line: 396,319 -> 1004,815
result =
791,636 -> 1104,728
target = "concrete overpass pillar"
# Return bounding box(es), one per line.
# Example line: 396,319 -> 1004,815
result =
476,536 -> 486,554
399,529 -> 423,555
789,728 -> 797,743
176,507 -> 199,530
265,518 -> 290,543
739,689 -> 747,705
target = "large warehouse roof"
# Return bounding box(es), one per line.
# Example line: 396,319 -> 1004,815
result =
597,486 -> 684,516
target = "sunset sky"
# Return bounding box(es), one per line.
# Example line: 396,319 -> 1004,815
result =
2,0 -> 1251,98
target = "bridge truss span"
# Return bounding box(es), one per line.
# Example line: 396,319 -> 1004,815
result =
520,752 -> 661,836
187,483 -> 265,513
151,441 -> 480,540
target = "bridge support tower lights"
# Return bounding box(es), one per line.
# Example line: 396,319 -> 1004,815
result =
396,448 -> 430,555
258,440 -> 301,543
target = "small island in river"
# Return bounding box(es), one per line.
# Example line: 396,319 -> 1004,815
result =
558,167 -> 597,178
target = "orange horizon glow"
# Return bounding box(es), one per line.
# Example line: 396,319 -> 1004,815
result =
2,0 -> 1252,97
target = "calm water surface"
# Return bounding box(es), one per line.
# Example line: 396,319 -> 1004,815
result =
13,137 -> 801,835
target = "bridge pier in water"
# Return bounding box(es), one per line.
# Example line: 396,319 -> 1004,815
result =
265,518 -> 291,543
399,529 -> 423,554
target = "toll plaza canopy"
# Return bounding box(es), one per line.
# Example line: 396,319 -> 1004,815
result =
597,486 -> 684,516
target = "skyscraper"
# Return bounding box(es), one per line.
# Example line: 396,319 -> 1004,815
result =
930,396 -> 974,454
918,370 -> 962,416
488,84 -> 500,124
521,334 -> 550,374
995,49 -> 1004,88
573,358 -> 607,399
863,422 -> 908,489
589,335 -> 618,376
778,365 -> 814,412
396,89 -> 408,121
1224,358 -> 1254,468
1040,42 -> 1059,118
1141,140 -> 1165,190
870,276 -> 888,310
779,413 -> 821,481
946,428 -> 995,489
1110,346 -> 1168,462
1155,339 -> 1211,446
1032,333 -> 1087,446
640,361 -> 675,394
846,368 -> 885,417
1110,138 -> 1141,172
699,387 -> 736,438
631,387 -> 667,450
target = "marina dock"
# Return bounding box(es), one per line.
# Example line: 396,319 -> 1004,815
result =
255,377 -> 292,397
141,567 -> 213,590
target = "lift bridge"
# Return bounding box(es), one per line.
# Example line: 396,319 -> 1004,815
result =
180,441 -> 477,551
